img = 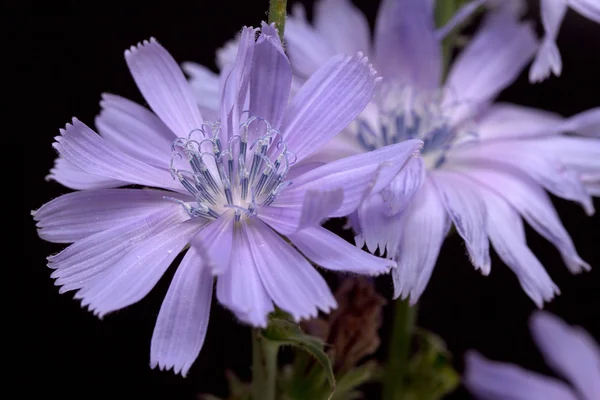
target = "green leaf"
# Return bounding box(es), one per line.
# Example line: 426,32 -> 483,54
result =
262,313 -> 336,395
330,361 -> 381,400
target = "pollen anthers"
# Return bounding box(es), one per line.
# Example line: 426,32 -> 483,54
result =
354,85 -> 463,169
169,117 -> 295,222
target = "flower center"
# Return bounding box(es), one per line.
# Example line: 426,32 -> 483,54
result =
169,117 -> 294,222
353,86 -> 473,169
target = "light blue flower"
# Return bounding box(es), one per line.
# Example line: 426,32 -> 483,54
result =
282,0 -> 600,306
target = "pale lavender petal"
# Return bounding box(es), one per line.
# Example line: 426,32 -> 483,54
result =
314,0 -> 371,57
374,0 -> 441,90
381,156 -> 426,217
284,4 -> 337,78
529,0 -> 567,82
244,219 -> 336,321
477,185 -> 560,306
275,140 -> 423,218
444,9 -> 537,124
216,224 -> 273,327
181,62 -> 221,120
474,104 -> 600,140
125,38 -> 204,137
534,136 -> 600,173
464,351 -> 579,400
436,0 -> 489,40
249,22 -> 291,129
54,119 -> 181,191
474,103 -> 564,140
48,206 -> 188,294
220,27 -> 256,143
529,38 -> 562,83
530,311 -> 600,400
571,0 -> 600,21
258,189 -> 343,235
450,140 -> 595,215
356,192 -> 403,255
392,178 -> 450,303
430,170 -> 491,274
95,94 -> 175,168
190,211 -> 235,275
79,219 -> 202,317
47,157 -> 124,190
281,52 -> 380,163
33,188 -> 188,243
455,165 -> 590,274
289,226 -> 395,275
562,107 -> 600,137
151,245 -> 213,377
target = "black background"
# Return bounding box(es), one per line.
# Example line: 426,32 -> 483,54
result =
19,1 -> 600,398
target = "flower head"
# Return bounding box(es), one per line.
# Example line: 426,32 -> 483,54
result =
285,0 -> 600,306
465,311 -> 600,400
35,23 -> 423,376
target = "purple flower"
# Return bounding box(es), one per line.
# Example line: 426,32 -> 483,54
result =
285,0 -> 600,305
464,311 -> 600,400
530,0 -> 600,82
35,23 -> 423,376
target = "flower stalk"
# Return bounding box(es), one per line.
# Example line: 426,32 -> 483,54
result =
252,328 -> 278,400
383,298 -> 417,400
268,0 -> 287,42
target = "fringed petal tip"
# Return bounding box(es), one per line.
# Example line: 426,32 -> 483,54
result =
528,39 -> 562,83
150,360 -> 191,378
353,51 -> 382,85
124,37 -> 159,57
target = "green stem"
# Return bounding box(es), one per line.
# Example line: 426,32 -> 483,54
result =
268,0 -> 287,42
252,328 -> 278,400
383,299 -> 417,400
435,0 -> 458,80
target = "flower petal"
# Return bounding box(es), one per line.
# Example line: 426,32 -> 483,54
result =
392,178 -> 450,303
570,0 -> 600,21
314,0 -> 371,57
216,224 -> 273,327
281,52 -> 380,163
219,27 -> 256,143
125,38 -> 204,137
243,219 -> 336,321
78,219 -> 201,317
290,226 -> 395,276
450,140 -> 595,215
454,165 -> 590,274
48,206 -> 188,294
275,140 -> 423,218
181,62 -> 221,120
477,186 -> 560,307
474,104 -> 600,140
374,0 -> 441,90
95,93 -> 175,168
33,188 -> 188,243
190,211 -> 235,276
53,119 -> 181,191
530,311 -> 600,400
529,0 -> 567,82
436,0 -> 489,40
47,157 -> 124,190
380,156 -> 425,216
249,22 -> 292,129
258,188 -> 343,235
284,4 -> 337,78
356,192 -> 403,255
464,351 -> 579,400
150,245 -> 213,377
430,170 -> 491,274
444,9 -> 537,124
